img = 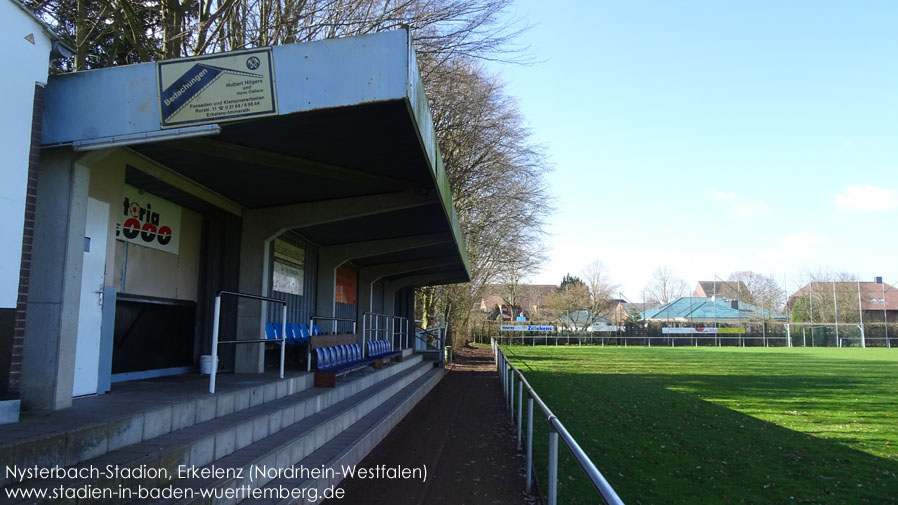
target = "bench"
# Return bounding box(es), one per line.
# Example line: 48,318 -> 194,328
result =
265,323 -> 314,368
313,343 -> 377,387
366,339 -> 403,362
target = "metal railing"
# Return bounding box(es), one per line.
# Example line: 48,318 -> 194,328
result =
493,333 -> 793,348
210,291 -> 286,394
362,312 -> 392,357
392,316 -> 411,350
415,324 -> 446,368
492,338 -> 625,505
308,316 -> 357,371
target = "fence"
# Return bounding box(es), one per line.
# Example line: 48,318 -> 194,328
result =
472,320 -> 898,348
492,338 -> 624,505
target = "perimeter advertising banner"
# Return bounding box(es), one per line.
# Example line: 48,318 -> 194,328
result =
115,184 -> 181,255
157,48 -> 277,128
500,325 -> 554,332
661,327 -> 746,334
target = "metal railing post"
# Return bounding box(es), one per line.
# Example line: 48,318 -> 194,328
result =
526,397 -> 533,493
362,312 -> 367,357
507,367 -> 513,407
307,317 -> 313,372
510,371 -> 515,418
279,304 -> 287,379
548,425 -> 559,505
210,295 -> 221,394
517,380 -> 523,450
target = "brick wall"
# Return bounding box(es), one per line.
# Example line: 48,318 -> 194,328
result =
8,83 -> 44,393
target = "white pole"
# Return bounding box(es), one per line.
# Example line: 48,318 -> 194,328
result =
526,397 -> 534,493
210,295 -> 221,394
517,381 -> 523,450
280,304 -> 287,378
308,318 -> 315,372
548,428 -> 559,505
884,282 -> 890,348
509,371 -> 514,418
833,280 -> 840,346
857,280 -> 865,348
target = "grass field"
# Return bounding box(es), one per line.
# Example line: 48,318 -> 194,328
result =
501,346 -> 898,505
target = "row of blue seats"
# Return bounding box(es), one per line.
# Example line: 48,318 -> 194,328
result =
366,340 -> 402,360
316,344 -> 370,373
264,323 -> 325,345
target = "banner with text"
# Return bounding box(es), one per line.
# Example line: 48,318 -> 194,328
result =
500,325 -> 554,332
662,327 -> 725,334
116,184 -> 181,255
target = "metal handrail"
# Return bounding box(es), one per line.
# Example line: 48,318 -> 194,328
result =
493,333 -> 792,349
415,324 -> 447,368
210,291 -> 287,394
391,316 -> 410,349
362,312 -> 391,358
492,338 -> 625,505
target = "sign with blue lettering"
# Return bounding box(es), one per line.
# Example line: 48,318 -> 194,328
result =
500,325 -> 554,332
157,48 -> 277,128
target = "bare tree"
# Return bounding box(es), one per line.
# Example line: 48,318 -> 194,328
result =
727,270 -> 785,309
644,266 -> 688,306
545,261 -> 618,333
789,269 -> 860,323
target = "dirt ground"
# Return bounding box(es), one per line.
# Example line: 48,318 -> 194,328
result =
327,345 -> 539,505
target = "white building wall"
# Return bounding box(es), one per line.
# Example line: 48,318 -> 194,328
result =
0,1 -> 53,308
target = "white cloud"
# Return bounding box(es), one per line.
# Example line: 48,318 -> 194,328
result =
708,189 -> 772,217
835,184 -> 898,212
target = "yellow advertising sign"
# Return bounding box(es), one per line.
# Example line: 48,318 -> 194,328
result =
157,48 -> 277,128
717,328 -> 746,334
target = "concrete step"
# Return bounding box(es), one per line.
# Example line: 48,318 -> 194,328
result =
417,349 -> 441,361
148,363 -> 441,505
1,355 -> 424,503
246,368 -> 444,505
0,373 -> 320,489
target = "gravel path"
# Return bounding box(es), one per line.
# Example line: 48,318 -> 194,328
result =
328,345 -> 538,504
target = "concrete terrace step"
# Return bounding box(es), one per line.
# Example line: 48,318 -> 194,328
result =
0,373 -> 319,489
1,355 -> 424,503
247,368 -> 444,505
148,362 -> 440,505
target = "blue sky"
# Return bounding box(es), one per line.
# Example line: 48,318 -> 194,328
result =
489,0 -> 898,299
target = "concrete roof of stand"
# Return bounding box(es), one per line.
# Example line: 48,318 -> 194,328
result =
41,29 -> 470,286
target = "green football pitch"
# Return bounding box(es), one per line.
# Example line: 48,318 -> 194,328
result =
501,346 -> 898,504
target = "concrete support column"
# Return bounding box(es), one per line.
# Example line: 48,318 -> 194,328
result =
235,211 -> 270,373
382,284 -> 398,316
315,257 -> 341,320
20,150 -> 89,411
